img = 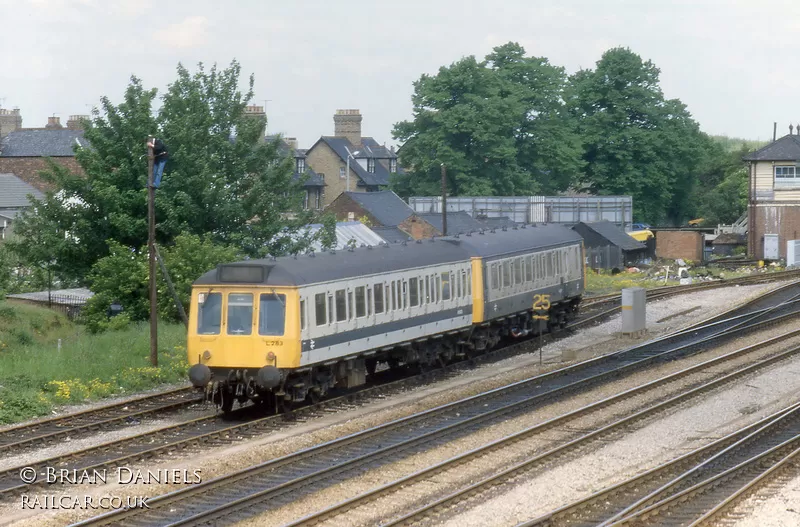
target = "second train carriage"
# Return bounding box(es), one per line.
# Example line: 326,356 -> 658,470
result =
187,224 -> 585,411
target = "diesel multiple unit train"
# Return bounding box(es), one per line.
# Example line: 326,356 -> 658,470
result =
187,224 -> 586,411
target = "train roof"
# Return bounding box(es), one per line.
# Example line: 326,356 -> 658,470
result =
194,223 -> 582,287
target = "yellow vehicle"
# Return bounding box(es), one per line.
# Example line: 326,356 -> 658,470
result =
688,218 -> 704,226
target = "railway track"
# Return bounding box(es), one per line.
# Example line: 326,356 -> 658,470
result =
1,265 -> 789,502
0,386 -> 201,454
1,268 -> 789,459
600,402 -> 800,527
71,290 -> 800,526
287,328 -> 800,527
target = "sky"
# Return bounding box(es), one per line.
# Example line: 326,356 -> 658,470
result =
1,0 -> 798,148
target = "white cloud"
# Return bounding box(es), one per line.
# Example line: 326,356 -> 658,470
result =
153,16 -> 210,49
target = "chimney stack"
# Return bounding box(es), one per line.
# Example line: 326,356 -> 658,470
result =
284,137 -> 298,150
333,109 -> 362,145
66,115 -> 89,130
791,124 -> 795,136
0,107 -> 22,138
45,116 -> 63,129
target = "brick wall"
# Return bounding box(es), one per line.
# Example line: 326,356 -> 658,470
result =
398,215 -> 439,240
751,204 -> 800,259
655,231 -> 703,261
325,194 -> 377,225
0,157 -> 83,191
305,142 -> 365,208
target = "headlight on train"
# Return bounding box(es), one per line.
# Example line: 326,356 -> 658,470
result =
202,350 -> 212,361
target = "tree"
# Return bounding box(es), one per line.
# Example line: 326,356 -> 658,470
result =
9,61 -> 314,286
565,48 -> 708,224
393,42 -> 583,198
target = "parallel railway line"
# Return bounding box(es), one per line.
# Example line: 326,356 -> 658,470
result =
70,286 -> 800,526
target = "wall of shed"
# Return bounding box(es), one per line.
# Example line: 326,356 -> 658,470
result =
655,231 -> 703,261
750,204 -> 800,259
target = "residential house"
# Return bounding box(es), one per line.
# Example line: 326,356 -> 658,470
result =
0,173 -> 45,240
304,109 -> 398,207
743,128 -> 800,259
0,114 -> 89,191
266,134 -> 325,211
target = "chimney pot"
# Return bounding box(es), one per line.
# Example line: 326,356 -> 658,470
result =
791,124 -> 795,135
45,116 -> 63,129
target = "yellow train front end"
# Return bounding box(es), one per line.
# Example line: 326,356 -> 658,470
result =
186,285 -> 301,411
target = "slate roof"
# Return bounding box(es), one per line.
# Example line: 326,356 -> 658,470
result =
313,136 -> 394,186
344,191 -> 414,227
371,226 -> 411,243
195,223 -> 583,287
574,220 -> 645,251
742,134 -> 800,161
478,216 -> 518,229
265,135 -> 324,187
0,129 -> 87,157
417,211 -> 485,235
0,173 -> 45,208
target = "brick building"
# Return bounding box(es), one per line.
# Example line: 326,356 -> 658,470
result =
743,129 -> 800,259
0,114 -> 89,191
265,133 -> 325,211
304,109 -> 398,208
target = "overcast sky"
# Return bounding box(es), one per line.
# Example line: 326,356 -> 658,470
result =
1,0 -> 797,148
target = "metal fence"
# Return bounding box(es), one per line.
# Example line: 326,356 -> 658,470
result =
5,293 -> 89,321
409,196 -> 633,229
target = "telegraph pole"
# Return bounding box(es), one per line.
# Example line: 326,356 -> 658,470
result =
441,163 -> 447,236
147,138 -> 158,366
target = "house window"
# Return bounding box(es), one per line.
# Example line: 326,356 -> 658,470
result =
314,189 -> 321,209
775,166 -> 799,187
367,158 -> 375,173
303,191 -> 309,210
296,158 -> 305,173
339,167 -> 346,179
390,158 -> 397,173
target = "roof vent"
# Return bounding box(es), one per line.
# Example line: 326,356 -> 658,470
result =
270,255 -> 277,262
383,242 -> 390,248
402,240 -> 408,246
330,250 -> 336,255
466,231 -> 472,237
512,225 -> 518,230
416,239 -> 423,244
367,245 -> 373,250
490,229 -> 496,234
502,226 -> 507,232
479,230 -> 485,235
430,236 -> 436,242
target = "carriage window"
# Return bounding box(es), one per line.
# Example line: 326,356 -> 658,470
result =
355,286 -> 366,317
335,289 -> 347,322
435,275 -> 441,302
259,293 -> 286,336
348,291 -> 354,319
425,276 -> 431,303
315,293 -> 326,326
545,253 -> 553,278
300,299 -> 306,330
441,272 -> 451,301
502,261 -> 511,288
467,269 -> 472,295
492,263 -> 499,289
409,277 -> 419,306
514,258 -> 522,284
526,256 -> 533,282
374,284 -> 384,313
456,272 -> 462,298
197,292 -> 222,335
461,271 -> 468,297
402,280 -> 408,309
391,281 -> 397,311
227,293 -> 253,335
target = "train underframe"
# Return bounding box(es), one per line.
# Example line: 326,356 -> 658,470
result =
200,297 -> 581,414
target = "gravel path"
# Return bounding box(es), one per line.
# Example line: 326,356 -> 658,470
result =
0,281 -> 789,527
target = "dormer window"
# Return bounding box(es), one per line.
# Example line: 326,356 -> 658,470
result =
296,158 -> 305,173
367,158 -> 375,173
389,158 -> 397,173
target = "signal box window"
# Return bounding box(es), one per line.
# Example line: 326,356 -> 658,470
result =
227,293 -> 253,335
197,292 -> 222,335
259,293 -> 286,336
315,293 -> 326,326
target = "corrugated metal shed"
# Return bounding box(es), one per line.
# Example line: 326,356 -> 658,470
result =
409,195 -> 633,228
304,221 -> 387,250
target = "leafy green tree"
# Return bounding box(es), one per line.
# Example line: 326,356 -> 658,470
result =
393,42 -> 583,197
83,234 -> 242,331
566,48 -> 707,224
9,61 -> 314,286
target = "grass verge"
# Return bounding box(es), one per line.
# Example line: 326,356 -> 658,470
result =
0,301 -> 187,424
